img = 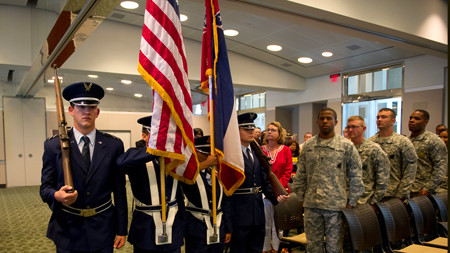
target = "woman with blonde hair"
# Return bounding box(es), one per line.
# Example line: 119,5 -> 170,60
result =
261,121 -> 293,253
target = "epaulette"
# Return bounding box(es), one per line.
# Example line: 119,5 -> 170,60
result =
103,133 -> 121,141
46,134 -> 58,142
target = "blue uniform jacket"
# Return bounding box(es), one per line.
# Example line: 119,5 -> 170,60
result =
232,149 -> 277,227
40,129 -> 128,252
116,148 -> 186,251
180,169 -> 233,240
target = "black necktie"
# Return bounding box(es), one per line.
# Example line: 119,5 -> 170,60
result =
82,136 -> 91,170
247,148 -> 254,167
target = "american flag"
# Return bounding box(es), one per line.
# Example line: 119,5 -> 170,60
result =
138,0 -> 199,184
201,0 -> 245,195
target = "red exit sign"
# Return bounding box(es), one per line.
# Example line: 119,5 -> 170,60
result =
330,73 -> 341,82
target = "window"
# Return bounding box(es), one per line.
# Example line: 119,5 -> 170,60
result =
238,92 -> 266,110
342,64 -> 404,135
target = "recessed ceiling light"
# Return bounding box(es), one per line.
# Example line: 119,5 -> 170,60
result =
180,14 -> 188,22
106,87 -> 114,91
121,80 -> 132,84
298,57 -> 313,64
47,79 -> 54,83
120,1 -> 139,9
267,45 -> 282,52
134,93 -> 143,98
382,68 -> 389,71
88,74 -> 98,78
322,52 -> 333,57
224,29 -> 239,36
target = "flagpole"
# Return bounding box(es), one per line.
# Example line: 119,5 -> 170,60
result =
208,74 -> 218,242
159,156 -> 168,243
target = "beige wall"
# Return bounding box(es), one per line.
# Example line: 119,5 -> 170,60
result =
401,88 -> 444,135
0,109 -> 4,185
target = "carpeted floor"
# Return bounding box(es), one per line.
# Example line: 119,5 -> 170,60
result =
0,183 -> 304,253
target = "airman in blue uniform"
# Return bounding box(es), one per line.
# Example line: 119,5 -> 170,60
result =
40,82 -> 128,252
180,136 -> 232,253
230,113 -> 288,253
116,116 -> 186,253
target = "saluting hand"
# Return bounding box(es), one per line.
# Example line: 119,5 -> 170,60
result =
277,194 -> 290,203
54,185 -> 78,205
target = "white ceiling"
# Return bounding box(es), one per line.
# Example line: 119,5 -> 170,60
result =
0,0 -> 440,106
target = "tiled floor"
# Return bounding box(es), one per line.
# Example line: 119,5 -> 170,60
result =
0,184 -> 304,253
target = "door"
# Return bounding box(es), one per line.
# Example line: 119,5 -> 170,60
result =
3,97 -> 46,187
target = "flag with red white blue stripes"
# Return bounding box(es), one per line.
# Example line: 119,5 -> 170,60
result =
201,0 -> 245,195
138,0 -> 199,184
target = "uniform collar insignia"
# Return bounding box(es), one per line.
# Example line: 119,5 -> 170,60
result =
84,82 -> 93,91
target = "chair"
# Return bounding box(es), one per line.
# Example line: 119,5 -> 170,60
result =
376,198 -> 446,253
430,193 -> 448,237
273,193 -> 307,253
408,196 -> 447,249
341,203 -> 385,252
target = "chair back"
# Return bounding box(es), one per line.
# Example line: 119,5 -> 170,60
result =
436,192 -> 448,207
431,193 -> 448,222
376,198 -> 412,243
409,196 -> 438,237
273,193 -> 303,232
342,203 -> 383,251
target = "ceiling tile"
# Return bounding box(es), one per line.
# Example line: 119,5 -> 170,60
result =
230,45 -> 287,64
352,50 -> 396,65
269,29 -> 326,53
288,24 -> 353,45
221,11 -> 286,37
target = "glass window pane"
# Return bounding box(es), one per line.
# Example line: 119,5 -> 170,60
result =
244,95 -> 252,109
255,113 -> 265,130
236,98 -> 239,111
260,92 -> 265,107
360,73 -> 373,93
240,96 -> 246,110
348,75 -> 359,95
373,70 -> 387,91
388,67 -> 402,89
252,94 -> 260,108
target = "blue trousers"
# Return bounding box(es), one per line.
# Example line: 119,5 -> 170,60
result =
185,234 -> 225,253
230,224 -> 265,253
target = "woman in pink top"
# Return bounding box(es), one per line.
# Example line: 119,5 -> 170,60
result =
261,121 -> 293,253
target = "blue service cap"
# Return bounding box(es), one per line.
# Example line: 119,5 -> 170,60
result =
237,112 -> 257,129
195,135 -> 211,154
137,116 -> 152,131
63,82 -> 104,106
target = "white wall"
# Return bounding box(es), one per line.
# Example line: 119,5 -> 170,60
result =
404,55 -> 448,89
266,74 -> 341,108
286,0 -> 448,44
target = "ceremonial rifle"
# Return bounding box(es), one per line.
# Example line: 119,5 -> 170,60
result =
250,140 -> 288,197
53,65 -> 74,192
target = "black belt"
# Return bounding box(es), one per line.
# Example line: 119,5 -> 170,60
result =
135,199 -> 178,211
62,199 -> 112,217
234,187 -> 262,195
186,205 -> 222,215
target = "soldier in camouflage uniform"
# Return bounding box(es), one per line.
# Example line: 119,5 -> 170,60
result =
292,108 -> 364,253
407,110 -> 447,197
346,116 -> 390,205
368,108 -> 418,201
438,129 -> 448,193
